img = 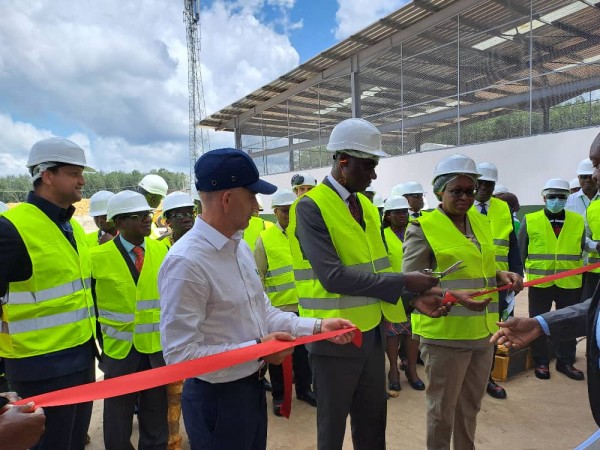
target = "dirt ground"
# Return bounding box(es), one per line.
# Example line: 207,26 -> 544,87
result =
83,289 -> 598,450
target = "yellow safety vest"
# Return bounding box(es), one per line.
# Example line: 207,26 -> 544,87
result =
260,225 -> 298,308
91,238 -> 167,359
288,185 -> 406,331
412,209 -> 499,340
244,216 -> 274,252
586,200 -> 600,273
525,210 -> 583,289
86,230 -> 100,249
471,198 -> 513,271
383,227 -> 404,273
0,204 -> 95,358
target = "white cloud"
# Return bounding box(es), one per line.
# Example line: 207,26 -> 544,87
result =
0,0 -> 300,176
334,0 -> 410,40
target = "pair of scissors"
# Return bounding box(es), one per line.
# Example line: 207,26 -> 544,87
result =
423,260 -> 465,279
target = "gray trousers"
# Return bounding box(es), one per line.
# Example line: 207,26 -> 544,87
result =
420,343 -> 494,450
101,348 -> 168,450
309,328 -> 386,450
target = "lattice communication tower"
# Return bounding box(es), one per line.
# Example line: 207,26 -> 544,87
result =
184,0 -> 210,187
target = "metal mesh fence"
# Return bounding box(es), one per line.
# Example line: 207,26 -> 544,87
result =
239,0 -> 600,174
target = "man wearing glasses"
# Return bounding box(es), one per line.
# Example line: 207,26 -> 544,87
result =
159,191 -> 196,248
566,158 -> 599,217
91,190 -> 169,450
518,179 -> 586,382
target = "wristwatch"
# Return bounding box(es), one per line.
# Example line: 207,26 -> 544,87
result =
313,318 -> 323,334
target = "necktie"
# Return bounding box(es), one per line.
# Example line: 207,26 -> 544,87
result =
480,203 -> 488,215
132,246 -> 144,273
348,193 -> 362,224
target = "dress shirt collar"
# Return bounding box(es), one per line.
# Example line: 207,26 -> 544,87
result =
27,191 -> 75,224
326,174 -> 351,203
119,235 -> 145,253
475,200 -> 490,209
195,217 -> 242,252
574,189 -> 600,202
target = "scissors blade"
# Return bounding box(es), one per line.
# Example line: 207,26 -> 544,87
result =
439,260 -> 464,278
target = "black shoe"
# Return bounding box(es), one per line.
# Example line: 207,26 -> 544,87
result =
486,380 -> 507,399
556,364 -> 585,381
534,364 -> 550,380
273,399 -> 284,417
296,388 -> 317,407
404,369 -> 425,391
263,379 -> 272,392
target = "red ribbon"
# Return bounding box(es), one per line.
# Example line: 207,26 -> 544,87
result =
443,261 -> 600,304
15,327 -> 362,419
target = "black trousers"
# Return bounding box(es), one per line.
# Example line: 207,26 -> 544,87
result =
182,372 -> 267,450
268,343 -> 312,401
309,328 -> 386,450
101,349 -> 168,450
10,364 -> 95,450
528,285 -> 581,366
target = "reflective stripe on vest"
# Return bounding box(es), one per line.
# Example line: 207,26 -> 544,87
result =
411,208 -> 499,340
0,204 -> 95,359
260,225 -> 298,308
586,200 -> 600,273
288,185 -> 406,330
9,278 -> 91,305
524,210 -> 583,288
91,238 -> 167,359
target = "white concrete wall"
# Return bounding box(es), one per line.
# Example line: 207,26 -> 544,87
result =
259,126 -> 600,213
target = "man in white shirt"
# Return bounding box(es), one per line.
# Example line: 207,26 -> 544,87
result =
158,148 -> 354,450
566,158 -> 599,217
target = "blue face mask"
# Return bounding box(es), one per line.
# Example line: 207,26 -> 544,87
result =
546,198 -> 567,213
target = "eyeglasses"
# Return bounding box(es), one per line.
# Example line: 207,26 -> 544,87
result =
170,211 -> 195,220
446,188 -> 477,198
291,174 -> 305,186
405,193 -> 423,199
123,212 -> 153,221
546,194 -> 568,200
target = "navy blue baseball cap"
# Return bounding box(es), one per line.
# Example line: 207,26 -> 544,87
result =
194,148 -> 277,195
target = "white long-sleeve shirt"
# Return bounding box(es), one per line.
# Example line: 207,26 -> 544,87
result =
158,217 -> 315,383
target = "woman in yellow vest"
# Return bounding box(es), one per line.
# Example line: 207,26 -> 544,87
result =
402,153 -> 523,450
381,195 -> 425,396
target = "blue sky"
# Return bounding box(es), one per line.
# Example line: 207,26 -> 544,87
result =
0,0 -> 408,177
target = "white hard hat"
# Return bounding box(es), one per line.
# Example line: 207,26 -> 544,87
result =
138,174 -> 168,197
326,118 -> 388,158
476,162 -> 498,182
162,191 -> 195,215
0,201 -> 8,213
256,195 -> 264,211
541,178 -> 570,195
569,177 -> 580,190
291,173 -> 317,189
402,181 -> 425,195
89,190 -> 115,217
391,183 -> 405,196
432,154 -> 480,181
26,137 -> 95,172
493,183 -> 509,195
107,190 -> 153,221
577,158 -> 594,176
373,193 -> 384,208
384,195 -> 410,212
271,189 -> 296,207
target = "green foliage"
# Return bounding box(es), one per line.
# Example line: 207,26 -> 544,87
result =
0,169 -> 189,203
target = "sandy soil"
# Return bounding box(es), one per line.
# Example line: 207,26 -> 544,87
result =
83,291 -> 598,449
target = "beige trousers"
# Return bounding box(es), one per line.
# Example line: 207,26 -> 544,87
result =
420,343 -> 494,450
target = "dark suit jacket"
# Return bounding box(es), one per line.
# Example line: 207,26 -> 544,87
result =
542,290 -> 600,426
294,177 -> 408,357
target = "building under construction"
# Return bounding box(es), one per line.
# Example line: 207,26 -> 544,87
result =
200,0 -> 600,206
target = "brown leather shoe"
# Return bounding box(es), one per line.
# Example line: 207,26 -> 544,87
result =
534,365 -> 550,380
556,364 -> 585,381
